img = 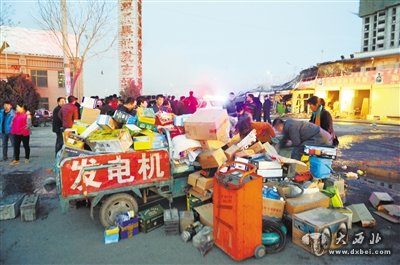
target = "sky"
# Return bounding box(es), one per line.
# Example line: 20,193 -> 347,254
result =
4,0 -> 361,98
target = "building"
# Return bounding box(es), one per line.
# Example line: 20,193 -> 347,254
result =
0,26 -> 83,110
289,0 -> 400,119
359,0 -> 400,52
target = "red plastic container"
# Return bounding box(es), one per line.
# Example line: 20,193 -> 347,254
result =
213,161 -> 265,261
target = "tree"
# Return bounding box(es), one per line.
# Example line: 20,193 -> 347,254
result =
120,79 -> 141,100
0,2 -> 14,26
0,74 -> 41,112
37,0 -> 116,96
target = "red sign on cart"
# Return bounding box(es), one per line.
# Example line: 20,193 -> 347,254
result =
60,150 -> 170,197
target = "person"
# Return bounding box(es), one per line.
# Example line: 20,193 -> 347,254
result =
10,104 -> 31,165
170,95 -> 178,114
263,95 -> 273,124
307,96 -> 339,146
272,118 -> 332,161
223,92 -> 237,117
0,101 -> 15,162
235,104 -> 253,139
152,94 -> 167,113
162,99 -> 173,113
176,96 -> 189,115
74,97 -> 82,119
117,97 -> 137,116
253,96 -> 262,122
59,95 -> 79,129
243,94 -> 256,118
136,97 -> 148,117
52,97 -> 66,155
186,91 -> 198,114
100,97 -> 115,116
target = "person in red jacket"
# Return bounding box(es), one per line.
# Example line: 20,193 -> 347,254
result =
58,95 -> 79,129
10,104 -> 31,165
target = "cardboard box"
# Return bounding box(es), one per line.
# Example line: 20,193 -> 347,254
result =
373,205 -> 400,223
81,107 -> 100,124
188,171 -> 201,187
72,120 -> 91,134
133,130 -> 154,150
81,97 -> 97,109
198,148 -> 227,169
195,177 -> 214,194
80,122 -> 100,139
123,124 -> 142,136
174,114 -> 192,127
143,108 -> 155,118
120,225 -> 139,239
180,211 -> 195,232
97,115 -> 118,130
65,134 -> 85,150
285,192 -> 330,215
235,149 -> 255,158
227,133 -> 240,147
87,129 -> 133,153
224,144 -> 240,160
234,157 -> 250,170
199,139 -> 228,150
104,226 -> 120,244
63,128 -> 77,143
61,146 -> 96,159
254,160 -> 281,170
292,208 -> 349,255
156,113 -> 174,126
184,109 -> 229,141
138,116 -> 156,125
248,141 -> 265,154
137,120 -> 157,131
113,110 -> 134,124
348,203 -> 376,227
257,169 -> 283,178
152,133 -> 167,149
194,203 -> 213,227
369,192 -> 394,210
262,198 -> 285,219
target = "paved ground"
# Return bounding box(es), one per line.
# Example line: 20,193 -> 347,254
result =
0,123 -> 399,265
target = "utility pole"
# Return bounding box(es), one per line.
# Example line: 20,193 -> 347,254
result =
61,0 -> 71,96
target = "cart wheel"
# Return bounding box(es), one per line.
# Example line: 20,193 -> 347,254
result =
254,245 -> 266,259
99,193 -> 138,227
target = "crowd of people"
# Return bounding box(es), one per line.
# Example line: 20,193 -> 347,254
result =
0,88 -> 337,168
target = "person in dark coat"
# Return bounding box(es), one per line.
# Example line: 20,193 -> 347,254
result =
262,95 -> 273,124
243,94 -> 257,118
253,96 -> 262,122
273,118 -> 332,161
223,92 -> 237,117
100,97 -> 115,116
236,104 -> 253,139
52,97 -> 65,155
307,96 -> 338,146
116,97 -> 137,116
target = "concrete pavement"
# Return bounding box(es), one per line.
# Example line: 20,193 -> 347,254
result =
0,125 -> 399,264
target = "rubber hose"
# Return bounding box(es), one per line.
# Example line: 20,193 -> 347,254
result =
262,219 -> 287,254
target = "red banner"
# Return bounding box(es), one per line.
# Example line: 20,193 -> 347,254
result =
60,150 -> 170,197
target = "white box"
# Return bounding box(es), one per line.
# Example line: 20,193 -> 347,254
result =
0,193 -> 25,220
257,169 -> 283,178
254,160 -> 281,170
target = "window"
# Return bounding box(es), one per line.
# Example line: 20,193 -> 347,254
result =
58,71 -> 65,88
364,32 -> 369,38
365,17 -> 370,23
31,70 -> 48,87
38,97 -> 49,110
377,43 -> 384,48
363,47 -> 368,52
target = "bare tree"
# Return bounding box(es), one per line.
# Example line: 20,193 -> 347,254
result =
0,2 -> 14,26
37,0 -> 116,96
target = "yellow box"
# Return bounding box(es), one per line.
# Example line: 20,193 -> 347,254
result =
105,226 -> 120,235
72,120 -> 91,135
133,129 -> 154,150
138,116 -> 156,125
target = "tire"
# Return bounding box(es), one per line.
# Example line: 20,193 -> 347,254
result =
99,193 -> 138,227
254,245 -> 266,259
